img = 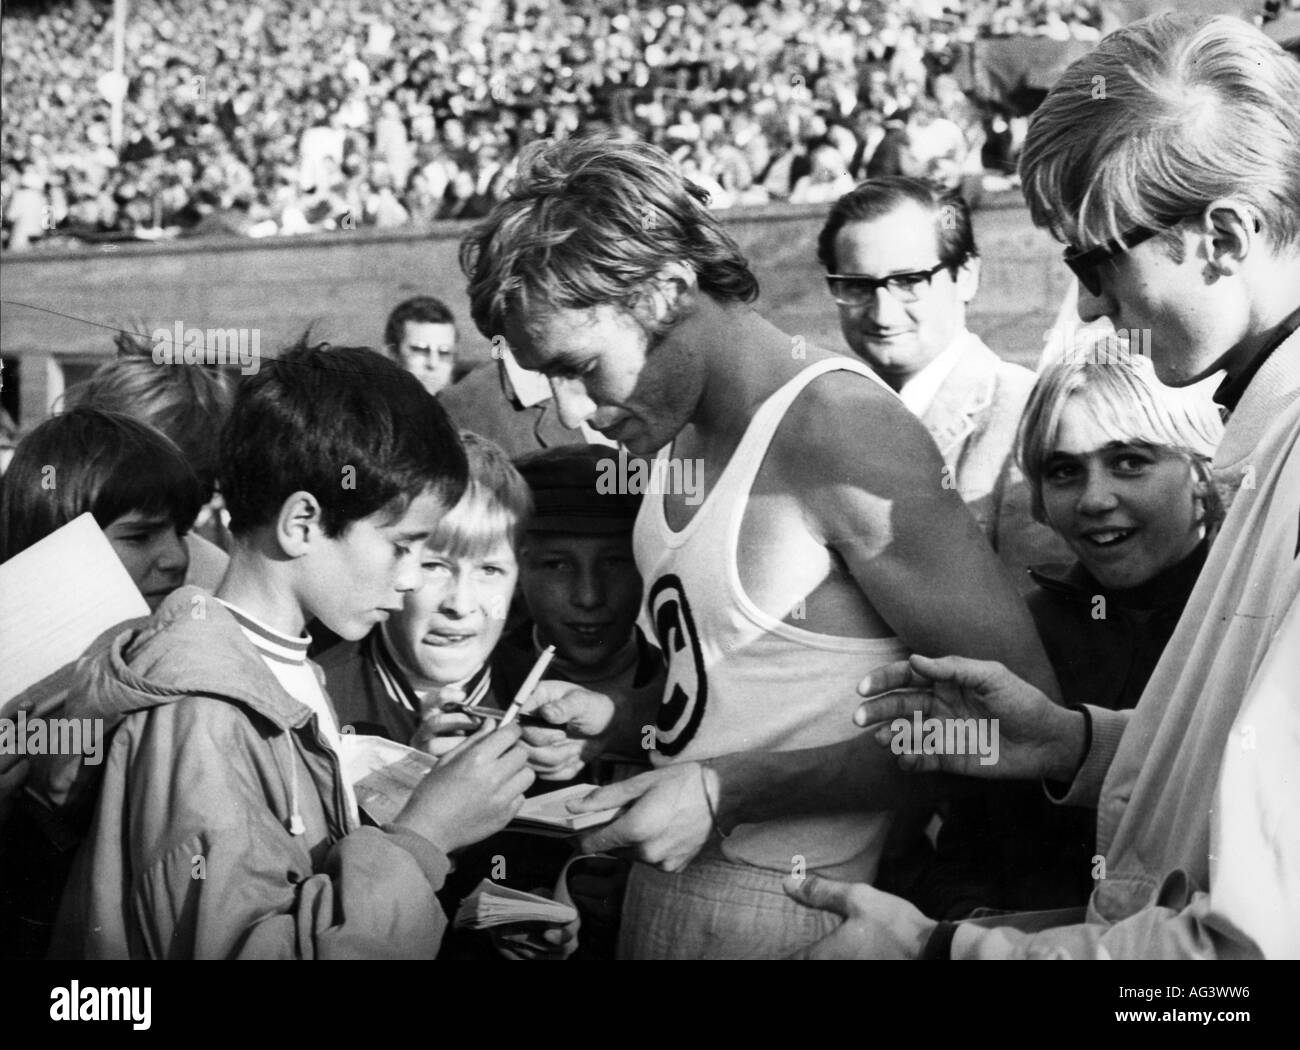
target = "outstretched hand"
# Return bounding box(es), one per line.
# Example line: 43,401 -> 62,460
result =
573,763 -> 715,872
783,874 -> 934,960
855,654 -> 1086,782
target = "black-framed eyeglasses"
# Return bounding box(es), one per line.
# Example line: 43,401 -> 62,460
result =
826,260 -> 954,306
1063,213 -> 1197,297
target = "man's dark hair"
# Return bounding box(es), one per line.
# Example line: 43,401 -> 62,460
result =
817,176 -> 978,273
219,338 -> 468,537
383,297 -> 457,361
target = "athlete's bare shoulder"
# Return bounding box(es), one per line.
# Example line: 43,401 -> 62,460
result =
773,361 -> 946,493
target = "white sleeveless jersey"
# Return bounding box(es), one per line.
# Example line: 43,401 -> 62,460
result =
634,357 -> 910,874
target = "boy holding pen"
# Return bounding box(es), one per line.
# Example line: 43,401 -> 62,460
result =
318,432 -> 546,750
318,432 -> 601,958
503,444 -> 664,785
46,343 -> 593,959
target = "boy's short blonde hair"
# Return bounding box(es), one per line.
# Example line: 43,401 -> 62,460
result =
1020,13 -> 1300,253
1017,351 -> 1226,526
425,431 -> 532,559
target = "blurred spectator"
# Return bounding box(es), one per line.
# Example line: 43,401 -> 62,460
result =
383,295 -> 459,395
2,0 -> 1106,249
790,143 -> 855,204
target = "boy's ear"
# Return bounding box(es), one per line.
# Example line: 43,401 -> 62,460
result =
1199,198 -> 1255,277
275,490 -> 327,557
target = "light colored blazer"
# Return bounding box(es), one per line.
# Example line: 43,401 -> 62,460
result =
918,332 -> 1068,590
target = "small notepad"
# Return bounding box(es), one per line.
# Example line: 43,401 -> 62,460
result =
510,783 -> 622,835
454,880 -> 579,930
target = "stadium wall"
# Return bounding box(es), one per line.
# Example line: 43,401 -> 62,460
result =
0,201 -> 1070,429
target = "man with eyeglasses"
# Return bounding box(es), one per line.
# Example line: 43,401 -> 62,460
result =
776,12 -> 1300,959
818,176 -> 1066,591
568,11 -> 1299,962
458,134 -> 1061,958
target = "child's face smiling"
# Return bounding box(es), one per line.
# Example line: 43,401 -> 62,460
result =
383,540 -> 518,689
519,533 -> 642,672
1040,396 -> 1205,590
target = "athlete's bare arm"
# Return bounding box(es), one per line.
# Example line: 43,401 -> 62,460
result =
777,371 -> 1060,701
574,369 -> 1064,858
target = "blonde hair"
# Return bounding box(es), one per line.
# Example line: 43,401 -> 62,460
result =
425,431 -> 532,560
459,136 -> 759,339
1020,13 -> 1300,253
1018,351 -> 1225,526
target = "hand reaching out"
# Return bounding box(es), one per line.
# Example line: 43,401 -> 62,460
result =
855,654 -> 1087,782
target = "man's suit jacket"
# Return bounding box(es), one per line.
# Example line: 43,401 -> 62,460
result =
918,333 -> 1069,591
436,361 -> 588,459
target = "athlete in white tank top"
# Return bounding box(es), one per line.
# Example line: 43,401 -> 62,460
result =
635,357 -> 908,876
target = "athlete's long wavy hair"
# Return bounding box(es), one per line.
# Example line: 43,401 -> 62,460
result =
459,136 -> 759,339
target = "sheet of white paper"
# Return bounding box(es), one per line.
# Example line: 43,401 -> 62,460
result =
341,735 -> 438,825
337,732 -> 427,785
0,513 -> 150,717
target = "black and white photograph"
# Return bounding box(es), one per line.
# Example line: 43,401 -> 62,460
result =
1,0 -> 1298,1018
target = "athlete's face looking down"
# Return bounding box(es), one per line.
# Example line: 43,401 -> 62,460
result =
503,302 -> 694,456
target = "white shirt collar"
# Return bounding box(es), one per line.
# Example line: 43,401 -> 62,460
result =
500,348 -> 552,408
897,331 -> 969,418
499,348 -> 618,447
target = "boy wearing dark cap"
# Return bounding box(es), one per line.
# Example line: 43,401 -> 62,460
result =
504,445 -> 664,958
507,445 -> 664,782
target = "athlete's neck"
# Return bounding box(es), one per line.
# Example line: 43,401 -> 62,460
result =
675,301 -> 838,448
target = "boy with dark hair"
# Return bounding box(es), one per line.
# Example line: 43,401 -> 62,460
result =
66,336 -> 238,586
47,343 -> 537,959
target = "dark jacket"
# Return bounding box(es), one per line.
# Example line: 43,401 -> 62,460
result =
438,362 -> 587,458
317,626 -> 535,740
927,541 -> 1210,917
314,627 -> 569,959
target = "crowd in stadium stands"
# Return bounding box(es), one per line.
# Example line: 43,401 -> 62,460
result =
1,0 -> 1105,250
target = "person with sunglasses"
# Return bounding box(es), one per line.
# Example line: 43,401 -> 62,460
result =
458,134 -> 1061,958
817,176 -> 1067,593
777,12 -> 1300,960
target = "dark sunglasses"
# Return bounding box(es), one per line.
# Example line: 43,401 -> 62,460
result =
1063,213 -> 1197,297
826,259 -> 954,306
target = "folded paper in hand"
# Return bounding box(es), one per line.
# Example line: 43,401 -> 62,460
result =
339,736 -> 622,833
339,734 -> 438,826
507,783 -> 623,835
454,880 -> 578,930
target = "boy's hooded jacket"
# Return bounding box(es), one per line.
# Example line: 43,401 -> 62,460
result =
43,587 -> 451,959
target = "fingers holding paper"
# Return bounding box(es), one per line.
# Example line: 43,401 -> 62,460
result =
394,721 -> 534,853
490,916 -> 580,961
576,763 -> 715,872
